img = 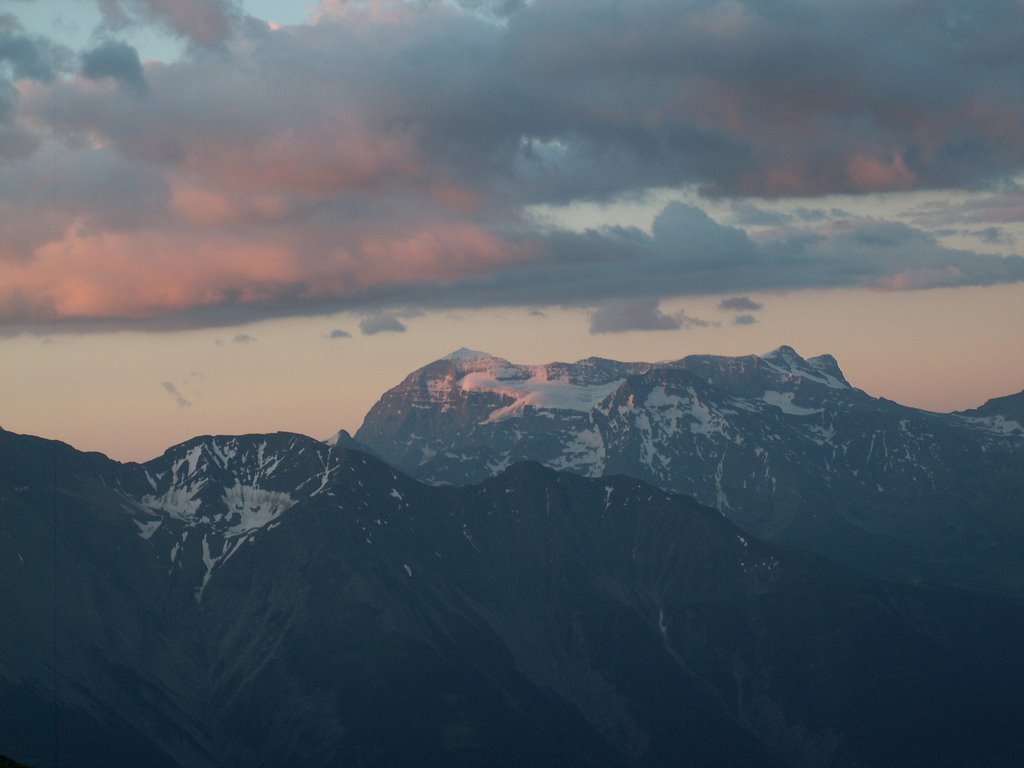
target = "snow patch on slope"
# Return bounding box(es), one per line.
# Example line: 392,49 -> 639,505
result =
220,483 -> 297,537
644,386 -> 731,439
958,415 -> 1024,436
548,425 -> 606,475
762,390 -> 823,416
134,518 -> 162,540
140,481 -> 206,521
458,365 -> 625,421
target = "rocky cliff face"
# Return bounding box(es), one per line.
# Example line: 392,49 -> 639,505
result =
3,427 -> 1024,767
354,347 -> 1024,596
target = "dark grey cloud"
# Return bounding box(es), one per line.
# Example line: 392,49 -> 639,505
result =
81,40 -> 146,92
3,1 -> 1024,334
0,15 -> 66,81
0,15 -> 70,160
966,227 -> 1017,246
904,181 -> 1024,228
718,296 -> 763,312
730,203 -> 789,227
95,0 -> 238,46
418,204 -> 1024,312
160,381 -> 191,407
676,312 -> 714,329
359,314 -> 406,335
590,299 -> 680,334
326,328 -> 351,339
590,298 -> 712,334
32,1 -> 1024,206
795,208 -> 850,223
0,144 -> 170,261
733,314 -> 757,326
517,207 -> 1024,302
3,193 -> 1022,337
497,0 -> 1024,198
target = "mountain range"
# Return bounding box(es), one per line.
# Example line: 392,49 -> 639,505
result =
354,346 -> 1024,598
2,345 -> 1023,767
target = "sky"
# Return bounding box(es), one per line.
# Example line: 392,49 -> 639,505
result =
1,0 -> 1022,462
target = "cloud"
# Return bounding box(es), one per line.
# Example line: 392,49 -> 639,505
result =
905,182 -> 1024,228
0,16 -> 67,82
326,328 -> 351,339
965,227 -> 1017,246
94,0 -> 238,46
29,1 -> 1024,203
733,314 -> 757,325
0,16 -> 69,161
450,0 -> 528,21
678,312 -> 714,329
81,40 -> 146,92
3,2 -> 1024,333
359,314 -> 406,335
160,381 -> 191,407
730,203 -> 789,227
589,298 -> 711,334
718,296 -> 763,312
794,207 -> 850,223
232,333 -> 257,343
2,191 -> 1022,335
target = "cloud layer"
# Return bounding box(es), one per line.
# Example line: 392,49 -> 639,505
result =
2,1 -> 1024,332
359,313 -> 407,335
590,298 -> 712,334
160,380 -> 191,407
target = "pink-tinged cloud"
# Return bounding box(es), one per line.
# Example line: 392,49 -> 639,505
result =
97,0 -> 237,46
877,267 -> 964,292
176,124 -> 424,197
170,180 -> 293,227
846,152 -> 916,192
0,217 -> 528,325
2,229 -> 300,319
344,225 -> 524,287
429,182 -> 483,215
315,0 -> 413,25
4,0 -> 1024,331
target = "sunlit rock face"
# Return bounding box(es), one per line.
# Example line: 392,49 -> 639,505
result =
356,347 -> 1024,596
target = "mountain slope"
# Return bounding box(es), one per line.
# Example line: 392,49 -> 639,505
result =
354,347 -> 1024,597
2,427 -> 1024,767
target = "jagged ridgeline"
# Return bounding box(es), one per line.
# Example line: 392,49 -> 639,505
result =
2,424 -> 1024,767
353,347 -> 1024,598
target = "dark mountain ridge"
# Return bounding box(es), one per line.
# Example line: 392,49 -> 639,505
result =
2,426 -> 1023,767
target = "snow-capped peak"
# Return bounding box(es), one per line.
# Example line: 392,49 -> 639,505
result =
761,346 -> 849,390
762,345 -> 805,363
443,347 -> 494,362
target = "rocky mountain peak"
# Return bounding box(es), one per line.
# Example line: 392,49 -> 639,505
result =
354,345 -> 1024,597
442,346 -> 494,362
